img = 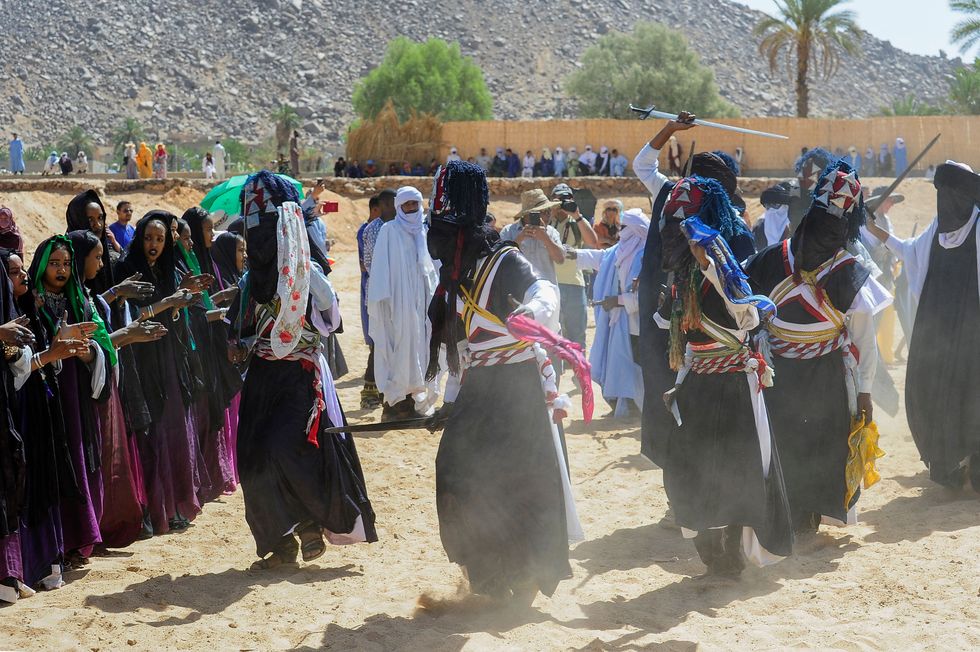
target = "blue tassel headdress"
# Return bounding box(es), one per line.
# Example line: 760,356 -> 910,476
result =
682,216 -> 776,323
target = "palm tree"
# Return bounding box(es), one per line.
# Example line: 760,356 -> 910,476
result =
754,0 -> 862,117
951,1 -> 980,53
271,104 -> 301,152
111,117 -> 145,154
57,125 -> 93,158
878,94 -> 942,116
948,60 -> 980,114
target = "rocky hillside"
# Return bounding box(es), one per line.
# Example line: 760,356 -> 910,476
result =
0,0 -> 960,149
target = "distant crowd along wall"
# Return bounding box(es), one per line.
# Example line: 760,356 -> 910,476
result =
439,116 -> 978,174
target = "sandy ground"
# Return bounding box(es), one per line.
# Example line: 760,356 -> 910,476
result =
0,178 -> 978,650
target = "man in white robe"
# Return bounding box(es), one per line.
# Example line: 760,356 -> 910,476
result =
213,140 -> 226,180
367,186 -> 439,419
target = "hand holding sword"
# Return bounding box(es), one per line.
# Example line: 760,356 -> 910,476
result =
630,104 -> 789,140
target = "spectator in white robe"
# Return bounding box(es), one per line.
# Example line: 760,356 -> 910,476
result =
213,140 -> 226,180
367,186 -> 439,419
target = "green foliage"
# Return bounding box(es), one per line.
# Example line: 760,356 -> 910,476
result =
111,117 -> 145,155
56,126 -> 93,158
951,0 -> 980,54
754,0 -> 862,117
352,37 -> 493,122
878,95 -> 943,116
271,104 -> 302,151
948,59 -> 980,114
221,138 -> 250,168
564,22 -> 737,119
24,145 -> 51,162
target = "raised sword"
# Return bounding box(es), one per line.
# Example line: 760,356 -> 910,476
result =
629,104 -> 789,140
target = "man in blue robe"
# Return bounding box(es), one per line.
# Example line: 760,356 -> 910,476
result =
8,134 -> 24,174
568,207 -> 649,418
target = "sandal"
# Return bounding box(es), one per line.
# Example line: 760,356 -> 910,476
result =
250,535 -> 298,570
298,525 -> 326,562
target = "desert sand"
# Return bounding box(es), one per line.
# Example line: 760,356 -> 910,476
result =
0,178 -> 977,651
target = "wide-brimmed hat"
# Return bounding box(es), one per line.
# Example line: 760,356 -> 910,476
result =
867,185 -> 905,205
515,188 -> 561,219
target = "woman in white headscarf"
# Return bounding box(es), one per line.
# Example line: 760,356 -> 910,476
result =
568,207 -> 650,417
367,186 -> 439,419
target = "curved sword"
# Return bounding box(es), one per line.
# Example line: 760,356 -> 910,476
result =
629,104 -> 789,140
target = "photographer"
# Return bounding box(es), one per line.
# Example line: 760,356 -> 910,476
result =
551,183 -> 597,354
499,190 -> 565,289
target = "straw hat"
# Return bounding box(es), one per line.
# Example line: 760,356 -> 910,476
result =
866,185 -> 905,205
515,188 -> 561,220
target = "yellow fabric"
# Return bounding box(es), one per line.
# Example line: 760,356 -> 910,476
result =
136,142 -> 153,178
845,418 -> 885,509
876,305 -> 896,364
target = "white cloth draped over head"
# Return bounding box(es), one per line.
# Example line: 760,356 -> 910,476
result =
763,204 -> 790,246
394,185 -> 433,274
367,186 -> 439,409
615,208 -> 650,292
270,201 -> 311,359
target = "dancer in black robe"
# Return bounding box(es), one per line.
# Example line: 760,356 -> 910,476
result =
426,161 -> 580,602
632,113 -> 755,465
657,176 -> 792,576
228,171 -> 376,569
865,162 -> 980,490
746,161 -> 891,532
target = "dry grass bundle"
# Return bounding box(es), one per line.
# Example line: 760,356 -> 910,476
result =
346,101 -> 444,168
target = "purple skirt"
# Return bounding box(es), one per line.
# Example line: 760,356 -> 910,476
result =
57,359 -> 102,557
97,386 -> 144,548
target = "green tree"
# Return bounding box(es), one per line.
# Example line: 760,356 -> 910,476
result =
352,37 -> 493,121
57,126 -> 93,158
948,60 -> 980,114
754,0 -> 862,117
564,22 -> 737,119
878,94 -> 942,116
220,138 -> 250,169
271,104 -> 302,152
951,1 -> 980,54
111,117 -> 145,155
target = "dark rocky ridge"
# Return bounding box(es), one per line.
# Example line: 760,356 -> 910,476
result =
0,0 -> 959,149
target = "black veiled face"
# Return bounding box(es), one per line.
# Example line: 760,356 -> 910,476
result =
795,209 -> 847,270
661,219 -> 692,273
427,219 -> 460,265
245,218 -> 278,269
937,187 -> 976,233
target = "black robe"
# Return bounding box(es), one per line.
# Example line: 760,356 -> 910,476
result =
229,291 -> 377,557
905,221 -> 980,487
636,180 -> 756,464
436,247 -> 571,597
746,244 -> 870,525
661,281 -> 793,558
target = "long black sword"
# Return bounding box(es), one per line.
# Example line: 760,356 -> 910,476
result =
322,416 -> 439,434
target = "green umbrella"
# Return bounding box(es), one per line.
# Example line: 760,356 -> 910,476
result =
200,173 -> 305,224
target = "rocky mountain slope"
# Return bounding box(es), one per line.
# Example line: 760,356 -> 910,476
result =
0,0 -> 959,149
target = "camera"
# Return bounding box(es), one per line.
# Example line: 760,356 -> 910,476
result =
527,211 -> 542,226
560,199 -> 577,213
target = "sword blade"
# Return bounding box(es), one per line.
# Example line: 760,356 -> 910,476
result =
630,105 -> 788,139
865,133 -> 941,216
322,416 -> 436,434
